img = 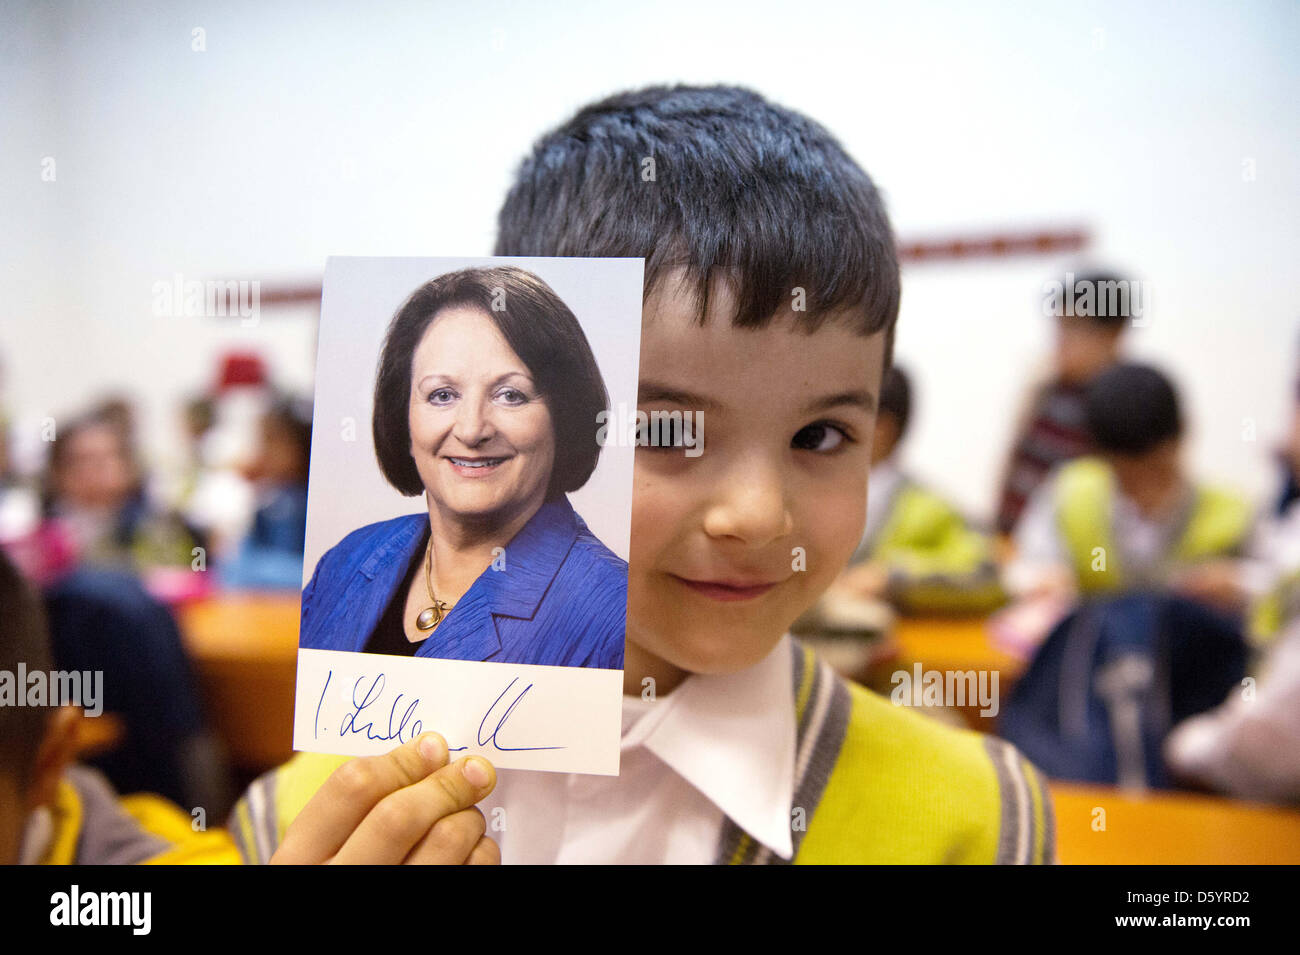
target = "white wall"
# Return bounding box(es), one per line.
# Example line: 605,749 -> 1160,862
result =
2,0 -> 1296,520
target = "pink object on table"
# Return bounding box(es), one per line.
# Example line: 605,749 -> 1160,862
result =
143,565 -> 216,608
988,593 -> 1073,660
0,520 -> 80,588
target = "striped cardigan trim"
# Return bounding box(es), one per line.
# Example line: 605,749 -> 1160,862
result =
982,735 -> 1055,865
714,639 -> 852,865
230,771 -> 278,865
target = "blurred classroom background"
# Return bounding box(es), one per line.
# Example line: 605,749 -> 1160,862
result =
1,0 -> 1297,862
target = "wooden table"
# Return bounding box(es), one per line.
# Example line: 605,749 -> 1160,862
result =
863,616 -> 1025,730
1050,781 -> 1300,864
178,593 -> 301,772
890,616 -> 1024,677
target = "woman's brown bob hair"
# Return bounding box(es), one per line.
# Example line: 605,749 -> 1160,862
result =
373,266 -> 610,500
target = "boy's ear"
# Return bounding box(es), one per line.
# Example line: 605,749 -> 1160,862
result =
25,705 -> 82,811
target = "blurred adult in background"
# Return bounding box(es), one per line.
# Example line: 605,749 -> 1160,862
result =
43,404 -> 203,574
830,366 -> 1005,615
219,394 -> 312,589
17,399 -> 233,815
994,270 -> 1132,535
1004,362 -> 1253,612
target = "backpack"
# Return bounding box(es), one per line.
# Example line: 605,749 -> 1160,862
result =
998,591 -> 1246,788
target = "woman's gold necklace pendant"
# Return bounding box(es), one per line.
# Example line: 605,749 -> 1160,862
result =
415,600 -> 448,632
416,538 -> 451,632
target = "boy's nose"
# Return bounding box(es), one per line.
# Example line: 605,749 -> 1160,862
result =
702,464 -> 794,547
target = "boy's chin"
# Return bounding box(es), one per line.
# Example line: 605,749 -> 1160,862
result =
637,622 -> 788,678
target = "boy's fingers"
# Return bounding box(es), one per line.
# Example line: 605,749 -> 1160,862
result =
331,756 -> 497,865
464,835 -> 502,866
273,732 -> 448,864
402,806 -> 486,865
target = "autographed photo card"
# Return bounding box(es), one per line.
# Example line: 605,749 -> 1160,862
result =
294,256 -> 643,775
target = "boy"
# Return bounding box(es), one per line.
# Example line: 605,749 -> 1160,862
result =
995,271 -> 1132,535
0,549 -> 240,864
231,85 -> 1054,864
1005,362 -> 1252,607
830,365 -> 1005,615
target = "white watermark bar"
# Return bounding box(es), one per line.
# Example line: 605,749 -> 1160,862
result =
1041,271 -> 1150,325
596,403 -> 704,456
0,665 -> 103,716
151,272 -> 261,327
890,663 -> 999,718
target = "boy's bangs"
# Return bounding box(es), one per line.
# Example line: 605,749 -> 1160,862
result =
645,198 -> 897,337
494,84 -> 900,344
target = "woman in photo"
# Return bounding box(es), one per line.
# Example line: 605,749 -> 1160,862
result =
299,266 -> 626,669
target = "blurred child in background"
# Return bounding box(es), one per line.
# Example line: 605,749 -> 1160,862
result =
995,270 -> 1132,535
1004,362 -> 1253,611
42,403 -> 202,575
219,395 -> 312,590
0,548 -> 239,864
830,366 -> 1004,615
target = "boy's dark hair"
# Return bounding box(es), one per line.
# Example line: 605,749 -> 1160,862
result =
0,549 -> 54,786
1052,270 -> 1134,328
373,266 -> 609,500
1086,362 -> 1183,455
879,365 -> 912,440
494,84 -> 900,362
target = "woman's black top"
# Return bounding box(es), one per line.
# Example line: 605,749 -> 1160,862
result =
362,523 -> 431,656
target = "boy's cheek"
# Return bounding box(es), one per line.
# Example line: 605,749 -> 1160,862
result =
628,468 -> 685,558
798,487 -> 867,575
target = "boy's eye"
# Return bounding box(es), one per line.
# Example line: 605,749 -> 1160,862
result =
792,421 -> 849,453
636,413 -> 700,452
641,417 -> 681,446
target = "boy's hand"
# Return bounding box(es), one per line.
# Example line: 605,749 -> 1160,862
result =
270,732 -> 500,865
1022,564 -> 1077,602
1171,560 -> 1247,613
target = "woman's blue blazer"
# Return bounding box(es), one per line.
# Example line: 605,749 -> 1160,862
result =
298,496 -> 626,669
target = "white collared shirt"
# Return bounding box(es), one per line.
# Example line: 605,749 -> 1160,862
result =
1006,468 -> 1193,594
478,635 -> 797,864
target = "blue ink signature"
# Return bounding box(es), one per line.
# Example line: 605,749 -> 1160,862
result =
477,678 -> 563,752
314,670 -> 564,753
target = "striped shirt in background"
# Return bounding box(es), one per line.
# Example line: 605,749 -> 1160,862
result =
997,380 -> 1094,535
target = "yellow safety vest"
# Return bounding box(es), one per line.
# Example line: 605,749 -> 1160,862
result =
42,770 -> 242,865
869,480 -> 1007,615
1056,457 -> 1251,594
